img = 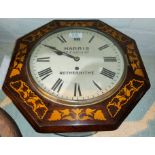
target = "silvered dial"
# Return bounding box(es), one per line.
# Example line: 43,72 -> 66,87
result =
29,28 -> 125,106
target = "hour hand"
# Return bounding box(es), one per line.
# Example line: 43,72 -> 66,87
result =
42,44 -> 63,55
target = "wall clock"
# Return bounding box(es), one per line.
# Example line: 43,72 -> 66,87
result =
2,20 -> 150,133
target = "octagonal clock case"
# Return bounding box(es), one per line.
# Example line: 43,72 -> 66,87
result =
2,20 -> 150,133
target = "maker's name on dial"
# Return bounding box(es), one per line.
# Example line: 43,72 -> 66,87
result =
59,71 -> 94,75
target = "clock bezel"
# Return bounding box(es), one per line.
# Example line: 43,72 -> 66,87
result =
26,26 -> 128,106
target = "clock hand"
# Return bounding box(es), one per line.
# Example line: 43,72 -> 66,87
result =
42,44 -> 80,61
42,44 -> 62,55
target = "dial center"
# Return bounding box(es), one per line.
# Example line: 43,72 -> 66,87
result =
29,28 -> 125,106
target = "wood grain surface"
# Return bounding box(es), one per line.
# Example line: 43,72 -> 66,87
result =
0,108 -> 22,137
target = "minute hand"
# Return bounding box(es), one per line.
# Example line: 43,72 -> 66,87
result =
43,44 -> 80,61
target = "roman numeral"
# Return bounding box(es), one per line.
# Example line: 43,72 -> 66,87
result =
88,36 -> 95,43
37,57 -> 50,62
38,67 -> 52,80
100,67 -> 115,79
74,38 -> 80,41
52,78 -> 64,92
98,44 -> 109,50
74,83 -> 82,96
57,35 -> 67,43
92,80 -> 102,90
104,57 -> 117,62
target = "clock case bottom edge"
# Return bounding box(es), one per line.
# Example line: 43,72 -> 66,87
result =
2,80 -> 150,133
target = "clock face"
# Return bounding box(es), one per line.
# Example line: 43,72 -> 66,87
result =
29,28 -> 126,106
